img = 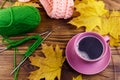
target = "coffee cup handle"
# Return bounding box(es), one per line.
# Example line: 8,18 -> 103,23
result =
103,36 -> 110,42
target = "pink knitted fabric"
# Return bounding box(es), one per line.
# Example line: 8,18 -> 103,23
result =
40,0 -> 74,19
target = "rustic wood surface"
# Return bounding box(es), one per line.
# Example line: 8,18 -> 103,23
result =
0,0 -> 120,80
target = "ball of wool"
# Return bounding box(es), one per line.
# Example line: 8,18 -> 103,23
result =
0,6 -> 41,37
40,0 -> 74,19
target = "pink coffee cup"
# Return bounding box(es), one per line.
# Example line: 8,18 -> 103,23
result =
74,32 -> 109,62
65,32 -> 111,75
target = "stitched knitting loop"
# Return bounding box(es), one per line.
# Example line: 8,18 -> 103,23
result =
0,6 -> 41,37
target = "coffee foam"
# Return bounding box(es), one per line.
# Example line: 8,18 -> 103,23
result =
78,50 -> 91,60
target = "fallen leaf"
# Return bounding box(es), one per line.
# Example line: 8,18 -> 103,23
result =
73,75 -> 82,80
69,0 -> 108,31
69,0 -> 120,46
109,11 -> 120,39
110,37 -> 120,46
28,44 -> 65,80
74,0 -> 81,5
75,0 -> 95,5
13,1 -> 40,8
69,15 -> 102,31
94,11 -> 120,46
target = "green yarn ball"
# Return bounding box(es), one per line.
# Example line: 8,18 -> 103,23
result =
0,6 -> 41,37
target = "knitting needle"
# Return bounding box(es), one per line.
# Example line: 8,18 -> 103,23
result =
10,31 -> 52,75
0,31 -> 50,53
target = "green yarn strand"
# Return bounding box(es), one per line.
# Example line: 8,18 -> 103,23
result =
24,36 -> 43,57
0,6 -> 41,37
14,48 -> 19,80
7,35 -> 42,49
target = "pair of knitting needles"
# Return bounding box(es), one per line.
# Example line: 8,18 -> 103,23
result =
0,30 -> 52,75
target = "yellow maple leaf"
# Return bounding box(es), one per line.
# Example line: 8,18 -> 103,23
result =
70,0 -> 120,46
109,37 -> 120,46
75,0 -> 95,5
93,13 -> 110,35
75,0 -> 107,16
74,0 -> 81,5
109,11 -> 120,39
69,15 -> 102,31
73,75 -> 82,80
69,0 -> 108,31
94,11 -> 120,46
28,44 -> 65,80
13,1 -> 40,8
97,11 -> 120,38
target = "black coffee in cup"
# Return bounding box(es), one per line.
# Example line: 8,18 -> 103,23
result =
78,36 -> 103,60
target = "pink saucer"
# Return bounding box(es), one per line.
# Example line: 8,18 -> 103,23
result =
66,35 -> 111,75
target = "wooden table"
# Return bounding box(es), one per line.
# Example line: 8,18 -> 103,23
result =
0,0 -> 120,80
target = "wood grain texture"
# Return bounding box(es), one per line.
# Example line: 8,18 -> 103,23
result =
0,0 -> 120,80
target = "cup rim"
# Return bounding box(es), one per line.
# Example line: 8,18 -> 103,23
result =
74,32 -> 108,62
